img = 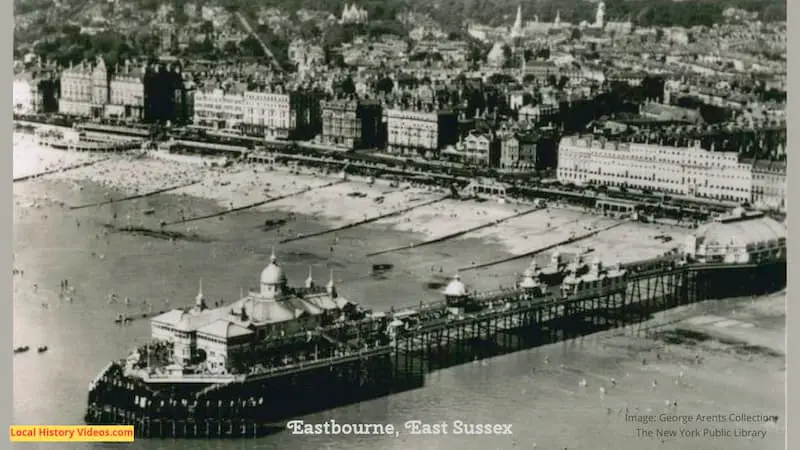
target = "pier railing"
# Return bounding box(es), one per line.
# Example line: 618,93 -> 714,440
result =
140,373 -> 244,384
243,345 -> 393,381
86,258 -> 785,438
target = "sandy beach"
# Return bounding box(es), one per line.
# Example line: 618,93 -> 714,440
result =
15,142 -> 690,267
13,134 -> 106,179
13,138 -> 786,450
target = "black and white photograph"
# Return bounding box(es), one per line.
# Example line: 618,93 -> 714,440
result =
12,0 -> 787,448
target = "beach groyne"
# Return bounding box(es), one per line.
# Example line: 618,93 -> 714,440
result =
70,180 -> 204,210
279,196 -> 450,244
106,224 -> 213,243
13,157 -> 112,183
458,221 -> 627,272
366,206 -> 546,257
163,180 -> 345,226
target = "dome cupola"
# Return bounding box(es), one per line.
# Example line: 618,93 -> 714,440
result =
519,268 -> 540,290
443,274 -> 468,297
260,248 -> 288,298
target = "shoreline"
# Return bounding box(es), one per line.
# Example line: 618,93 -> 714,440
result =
12,145 -> 786,450
15,142 -> 689,266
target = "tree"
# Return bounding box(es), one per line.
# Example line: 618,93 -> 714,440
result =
340,76 -> 356,95
467,44 -> 484,63
200,21 -> 215,36
376,76 -> 394,94
223,41 -> 239,56
239,36 -> 265,58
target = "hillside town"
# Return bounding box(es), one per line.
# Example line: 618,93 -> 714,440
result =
12,1 -> 789,445
13,1 -> 787,212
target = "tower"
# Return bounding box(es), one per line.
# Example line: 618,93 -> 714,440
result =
195,279 -> 206,311
595,1 -> 606,29
511,5 -> 523,38
305,266 -> 315,289
326,270 -> 337,298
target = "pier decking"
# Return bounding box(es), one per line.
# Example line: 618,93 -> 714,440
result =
85,257 -> 786,439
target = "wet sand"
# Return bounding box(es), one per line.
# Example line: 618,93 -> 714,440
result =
13,139 -> 785,450
30,145 -> 686,267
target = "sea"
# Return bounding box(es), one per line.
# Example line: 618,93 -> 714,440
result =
13,143 -> 784,450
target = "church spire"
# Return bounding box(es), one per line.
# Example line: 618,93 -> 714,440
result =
512,5 -> 523,37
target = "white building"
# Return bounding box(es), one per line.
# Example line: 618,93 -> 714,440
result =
192,88 -> 244,129
150,251 -> 352,373
242,89 -> 295,139
12,79 -> 34,113
557,136 -> 754,203
454,131 -> 500,167
58,61 -> 97,116
59,57 -> 145,119
684,209 -> 786,264
106,62 -> 145,119
385,107 -> 440,156
340,3 -> 368,24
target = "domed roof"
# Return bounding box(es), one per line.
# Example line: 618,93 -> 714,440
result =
443,274 -> 467,297
251,300 -> 295,324
696,215 -> 786,249
260,250 -> 288,286
198,320 -> 253,339
519,269 -> 539,289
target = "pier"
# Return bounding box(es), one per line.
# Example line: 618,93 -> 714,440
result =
84,257 -> 786,438
279,196 -> 450,244
366,206 -> 546,257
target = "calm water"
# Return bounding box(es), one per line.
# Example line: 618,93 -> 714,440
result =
13,175 -> 784,450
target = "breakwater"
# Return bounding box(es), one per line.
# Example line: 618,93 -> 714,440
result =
104,224 -> 213,243
163,180 -> 345,227
279,196 -> 450,244
13,157 -> 112,183
366,206 -> 545,257
70,180 -> 203,210
459,221 -> 627,272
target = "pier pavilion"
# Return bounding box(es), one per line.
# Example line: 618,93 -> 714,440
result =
150,250 -> 354,374
684,208 -> 786,264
